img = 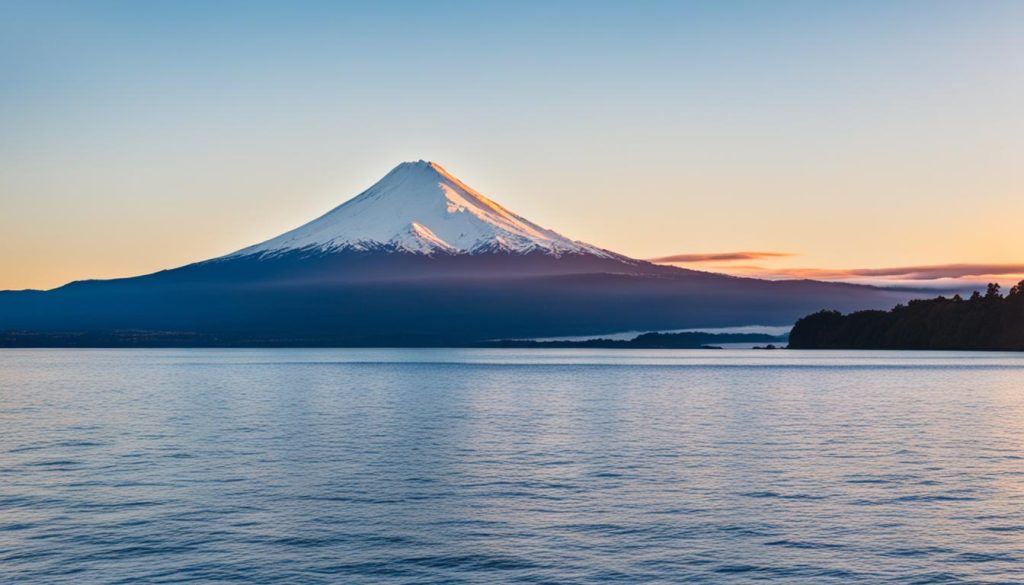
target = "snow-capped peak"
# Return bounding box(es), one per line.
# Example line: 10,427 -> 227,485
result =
228,160 -> 612,258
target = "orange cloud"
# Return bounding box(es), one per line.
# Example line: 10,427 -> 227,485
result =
765,263 -> 1024,281
651,253 -> 1024,283
649,251 -> 794,263
651,254 -> 1024,289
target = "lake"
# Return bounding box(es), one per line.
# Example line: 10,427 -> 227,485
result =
2,349 -> 1023,583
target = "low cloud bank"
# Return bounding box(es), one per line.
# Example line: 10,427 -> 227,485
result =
651,253 -> 1024,287
768,263 -> 1024,281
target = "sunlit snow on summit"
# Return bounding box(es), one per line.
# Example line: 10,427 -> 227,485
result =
228,161 -> 613,259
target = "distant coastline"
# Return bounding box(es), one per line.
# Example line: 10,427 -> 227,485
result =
483,331 -> 787,349
0,330 -> 788,349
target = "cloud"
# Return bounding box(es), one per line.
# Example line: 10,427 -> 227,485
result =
650,253 -> 1024,286
649,251 -> 794,263
768,263 -> 1024,281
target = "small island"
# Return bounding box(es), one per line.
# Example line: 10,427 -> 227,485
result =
789,281 -> 1024,351
484,331 -> 787,349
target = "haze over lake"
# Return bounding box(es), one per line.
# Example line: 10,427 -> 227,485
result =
2,349 -> 1023,584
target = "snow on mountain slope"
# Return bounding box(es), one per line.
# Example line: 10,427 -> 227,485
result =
228,160 -> 614,258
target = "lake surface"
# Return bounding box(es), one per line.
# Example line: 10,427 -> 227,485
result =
2,349 -> 1023,584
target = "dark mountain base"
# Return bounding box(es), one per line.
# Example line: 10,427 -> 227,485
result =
0,251 -> 925,347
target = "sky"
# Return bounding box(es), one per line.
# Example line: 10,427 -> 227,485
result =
1,0 -> 1022,291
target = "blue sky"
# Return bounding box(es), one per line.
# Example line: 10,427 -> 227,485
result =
2,1 -> 1022,289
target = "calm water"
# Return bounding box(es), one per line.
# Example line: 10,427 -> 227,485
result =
2,349 -> 1023,584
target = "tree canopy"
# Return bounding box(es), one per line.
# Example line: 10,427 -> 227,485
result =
788,281 -> 1024,351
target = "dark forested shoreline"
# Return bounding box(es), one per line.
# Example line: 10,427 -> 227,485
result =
789,282 -> 1024,351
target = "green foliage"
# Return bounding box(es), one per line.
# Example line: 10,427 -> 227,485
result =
789,281 -> 1024,351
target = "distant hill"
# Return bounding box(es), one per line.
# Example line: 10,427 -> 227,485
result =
788,282 -> 1024,351
483,331 -> 788,349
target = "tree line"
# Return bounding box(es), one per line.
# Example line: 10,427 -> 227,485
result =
788,281 -> 1024,351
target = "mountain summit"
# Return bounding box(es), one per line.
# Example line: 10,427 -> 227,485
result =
229,160 -> 610,259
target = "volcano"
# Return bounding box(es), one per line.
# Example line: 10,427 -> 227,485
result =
0,161 -> 920,346
230,160 -> 614,259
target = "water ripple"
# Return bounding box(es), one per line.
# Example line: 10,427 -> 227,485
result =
0,348 -> 1022,584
